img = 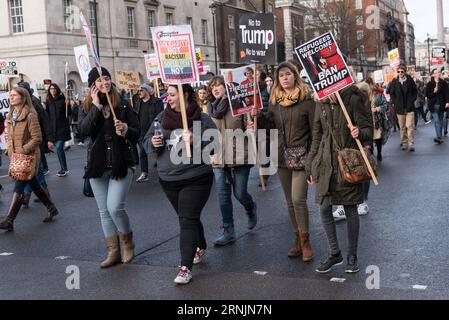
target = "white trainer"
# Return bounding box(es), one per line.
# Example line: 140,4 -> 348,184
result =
193,248 -> 206,264
174,266 -> 192,284
332,206 -> 346,221
358,202 -> 369,216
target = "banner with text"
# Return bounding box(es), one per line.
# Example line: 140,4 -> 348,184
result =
295,32 -> 353,100
115,71 -> 141,91
0,92 -> 10,150
373,70 -> 385,84
239,13 -> 276,65
432,47 -> 446,65
151,25 -> 199,84
0,59 -> 18,77
221,65 -> 262,117
388,48 -> 400,68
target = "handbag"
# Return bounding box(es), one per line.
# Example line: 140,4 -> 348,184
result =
8,123 -> 36,181
324,107 -> 377,184
278,105 -> 307,170
83,176 -> 94,197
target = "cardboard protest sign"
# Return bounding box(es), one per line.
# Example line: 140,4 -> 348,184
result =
383,65 -> 395,84
196,48 -> 204,74
74,45 -> 92,83
221,65 -> 262,117
357,72 -> 364,82
238,13 -> 276,65
145,54 -> 160,80
115,71 -> 141,91
373,70 -> 384,84
432,47 -> 446,65
294,32 -> 353,100
151,25 -> 199,84
388,48 -> 400,68
0,59 -> 18,77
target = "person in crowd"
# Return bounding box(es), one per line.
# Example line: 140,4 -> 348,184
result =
135,83 -> 164,183
414,78 -> 431,127
386,65 -> 417,151
46,83 -> 71,176
206,76 -> 258,246
306,84 -> 373,274
251,61 -> 315,261
0,87 -> 59,232
426,69 -> 449,145
17,81 -> 52,208
196,85 -> 209,113
144,84 -> 216,285
258,73 -> 274,187
80,67 -> 140,268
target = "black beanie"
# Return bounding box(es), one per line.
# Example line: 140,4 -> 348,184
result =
88,67 -> 112,88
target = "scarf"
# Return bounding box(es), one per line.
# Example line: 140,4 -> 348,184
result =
275,87 -> 301,107
208,97 -> 229,119
162,100 -> 201,130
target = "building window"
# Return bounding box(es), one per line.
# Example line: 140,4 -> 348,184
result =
148,10 -> 155,38
201,20 -> 208,44
268,4 -> 274,13
9,0 -> 24,33
63,0 -> 73,32
228,15 -> 234,29
357,30 -> 364,40
355,0 -> 363,10
89,1 -> 98,35
166,12 -> 173,25
356,15 -> 363,26
230,40 -> 236,63
127,7 -> 135,38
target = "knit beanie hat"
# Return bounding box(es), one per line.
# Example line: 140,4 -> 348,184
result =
88,67 -> 112,88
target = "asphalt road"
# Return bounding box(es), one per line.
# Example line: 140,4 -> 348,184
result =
0,120 -> 449,300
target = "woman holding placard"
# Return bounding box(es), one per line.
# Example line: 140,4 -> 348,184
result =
80,67 -> 140,268
144,84 -> 216,285
250,62 -> 316,262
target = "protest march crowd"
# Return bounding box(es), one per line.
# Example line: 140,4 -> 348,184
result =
2,16 -> 449,287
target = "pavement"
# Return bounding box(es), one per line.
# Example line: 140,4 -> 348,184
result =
1,120 -> 449,300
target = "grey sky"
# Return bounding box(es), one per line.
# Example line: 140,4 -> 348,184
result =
404,0 -> 448,43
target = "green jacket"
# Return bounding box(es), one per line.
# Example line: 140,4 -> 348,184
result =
306,85 -> 373,205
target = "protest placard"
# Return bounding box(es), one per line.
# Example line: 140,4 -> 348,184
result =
373,70 -> 385,84
196,48 -> 204,74
115,71 -> 141,91
0,92 -> 10,150
145,54 -> 160,80
74,45 -> 92,83
294,32 -> 353,100
388,48 -> 400,68
432,47 -> 446,65
221,65 -> 262,117
238,13 -> 276,65
0,59 -> 18,77
383,65 -> 396,84
151,25 -> 199,84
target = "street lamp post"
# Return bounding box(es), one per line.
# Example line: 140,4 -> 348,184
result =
94,0 -> 100,58
209,4 -> 218,74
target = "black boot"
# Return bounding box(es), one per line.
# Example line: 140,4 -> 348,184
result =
376,140 -> 382,161
0,193 -> 24,231
22,193 -> 31,208
32,186 -> 59,223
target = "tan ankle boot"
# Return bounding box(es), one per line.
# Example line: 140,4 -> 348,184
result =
119,232 -> 135,264
100,235 -> 121,268
300,232 -> 313,262
287,231 -> 302,257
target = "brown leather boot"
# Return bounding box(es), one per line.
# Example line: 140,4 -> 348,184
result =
32,186 -> 59,223
22,193 -> 31,208
100,235 -> 121,268
0,193 -> 24,232
287,231 -> 302,257
300,232 -> 313,262
119,232 -> 135,264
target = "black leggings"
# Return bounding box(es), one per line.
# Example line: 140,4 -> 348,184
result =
160,172 -> 214,270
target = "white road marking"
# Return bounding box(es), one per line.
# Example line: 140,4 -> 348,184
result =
0,252 -> 14,256
400,273 -> 411,278
253,271 -> 268,276
330,277 -> 346,283
55,256 -> 71,260
412,285 -> 427,290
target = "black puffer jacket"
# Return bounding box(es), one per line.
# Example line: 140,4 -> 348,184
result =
386,75 -> 417,115
46,93 -> 72,142
426,79 -> 449,113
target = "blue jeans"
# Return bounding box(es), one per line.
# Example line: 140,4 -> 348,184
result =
432,105 -> 444,138
213,166 -> 255,226
14,177 -> 41,194
444,111 -> 448,133
56,140 -> 67,171
24,159 -> 47,194
40,149 -> 48,171
90,169 -> 134,237
138,140 -> 148,174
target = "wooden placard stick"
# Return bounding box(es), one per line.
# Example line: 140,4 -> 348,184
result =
178,84 -> 192,158
335,91 -> 379,186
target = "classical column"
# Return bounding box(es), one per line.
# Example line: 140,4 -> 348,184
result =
436,0 -> 445,46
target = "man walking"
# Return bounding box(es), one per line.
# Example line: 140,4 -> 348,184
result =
135,83 -> 164,182
387,65 -> 418,151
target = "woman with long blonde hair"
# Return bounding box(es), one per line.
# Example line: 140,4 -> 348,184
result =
251,61 -> 316,262
0,87 -> 59,231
